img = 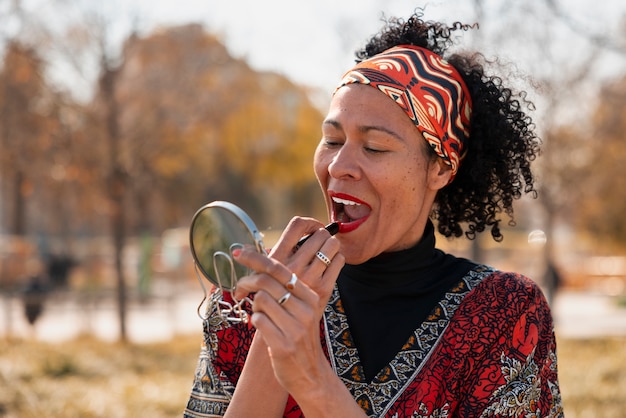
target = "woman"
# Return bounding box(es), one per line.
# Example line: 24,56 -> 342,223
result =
184,12 -> 563,418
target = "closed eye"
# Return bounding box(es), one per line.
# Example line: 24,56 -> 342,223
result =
364,146 -> 387,154
324,138 -> 344,147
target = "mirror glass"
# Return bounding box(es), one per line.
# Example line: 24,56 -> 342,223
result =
189,201 -> 265,291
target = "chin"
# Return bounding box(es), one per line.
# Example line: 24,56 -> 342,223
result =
338,245 -> 372,265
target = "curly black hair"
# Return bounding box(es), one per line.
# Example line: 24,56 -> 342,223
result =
356,12 -> 540,242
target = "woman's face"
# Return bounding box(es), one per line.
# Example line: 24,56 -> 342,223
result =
314,84 -> 451,265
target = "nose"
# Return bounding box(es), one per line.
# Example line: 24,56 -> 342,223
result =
328,143 -> 361,180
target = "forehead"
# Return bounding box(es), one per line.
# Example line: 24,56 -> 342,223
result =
325,84 -> 422,139
329,84 -> 401,114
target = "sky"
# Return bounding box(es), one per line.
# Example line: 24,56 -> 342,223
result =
123,0 -> 626,96
111,0 -> 469,97
6,0 -> 626,107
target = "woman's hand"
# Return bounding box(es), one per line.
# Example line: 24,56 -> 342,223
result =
232,216 -> 344,393
226,217 -> 365,417
235,216 -> 343,314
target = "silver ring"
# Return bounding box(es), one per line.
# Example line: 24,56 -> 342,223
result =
277,291 -> 292,305
285,273 -> 298,290
315,251 -> 331,267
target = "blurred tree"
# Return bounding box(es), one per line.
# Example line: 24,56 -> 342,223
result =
97,55 -> 130,342
535,1 -> 626,254
0,9 -> 325,339
220,72 -> 323,226
0,41 -> 50,236
532,53 -> 601,263
0,1 -> 95,301
544,0 -> 626,55
466,0 -> 626,265
114,24 -> 242,231
114,24 -> 324,230
49,11 -> 134,341
573,77 -> 626,249
52,21 -> 324,340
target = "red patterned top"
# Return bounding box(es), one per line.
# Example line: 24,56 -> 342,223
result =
184,265 -> 563,417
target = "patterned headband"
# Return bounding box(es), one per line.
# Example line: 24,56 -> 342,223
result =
336,45 -> 472,180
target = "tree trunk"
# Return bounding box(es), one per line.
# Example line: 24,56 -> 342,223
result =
101,63 -> 128,342
11,169 -> 26,236
110,168 -> 127,342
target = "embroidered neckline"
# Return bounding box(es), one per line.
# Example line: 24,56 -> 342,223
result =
323,265 -> 495,417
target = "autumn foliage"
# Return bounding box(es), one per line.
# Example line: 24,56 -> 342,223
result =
0,24 -> 325,244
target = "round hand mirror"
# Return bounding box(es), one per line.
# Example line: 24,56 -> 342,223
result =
189,201 -> 266,292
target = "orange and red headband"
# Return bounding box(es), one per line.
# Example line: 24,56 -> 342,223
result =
337,45 -> 472,181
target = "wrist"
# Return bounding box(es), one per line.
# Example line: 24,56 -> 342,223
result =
289,359 -> 366,418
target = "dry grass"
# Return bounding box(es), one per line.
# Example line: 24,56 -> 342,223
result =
0,334 -> 624,417
556,336 -> 626,418
0,334 -> 200,418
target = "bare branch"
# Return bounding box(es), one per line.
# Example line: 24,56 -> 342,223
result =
544,0 -> 626,54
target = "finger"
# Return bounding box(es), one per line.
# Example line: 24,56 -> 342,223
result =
313,250 -> 332,267
299,237 -> 341,285
280,229 -> 340,279
251,286 -> 314,322
269,217 -> 325,260
250,286 -> 319,346
233,246 -> 291,285
233,248 -> 324,322
313,252 -> 345,311
233,248 -> 316,304
320,253 -> 344,292
234,273 -> 294,304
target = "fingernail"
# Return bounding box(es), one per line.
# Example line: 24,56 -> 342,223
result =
231,243 -> 244,257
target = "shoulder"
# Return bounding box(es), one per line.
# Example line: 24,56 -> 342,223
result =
453,266 -> 554,343
456,266 -> 556,354
448,268 -> 563,416
467,267 -> 548,310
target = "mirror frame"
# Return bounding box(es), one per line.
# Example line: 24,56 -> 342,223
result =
189,201 -> 265,292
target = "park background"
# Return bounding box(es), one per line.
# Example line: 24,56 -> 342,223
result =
1,0 -> 626,416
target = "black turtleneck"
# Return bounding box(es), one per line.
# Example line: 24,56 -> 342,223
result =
337,220 -> 476,381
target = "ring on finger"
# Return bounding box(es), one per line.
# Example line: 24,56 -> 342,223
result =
285,273 -> 298,290
277,291 -> 292,305
315,251 -> 331,267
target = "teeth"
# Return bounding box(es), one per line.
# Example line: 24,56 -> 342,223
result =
332,196 -> 360,206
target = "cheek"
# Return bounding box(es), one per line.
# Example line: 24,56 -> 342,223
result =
387,161 -> 425,209
313,149 -> 327,182
377,166 -> 405,210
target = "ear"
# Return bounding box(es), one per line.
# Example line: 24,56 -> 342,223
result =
427,158 -> 453,191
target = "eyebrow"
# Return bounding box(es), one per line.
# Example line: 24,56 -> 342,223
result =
322,119 -> 406,142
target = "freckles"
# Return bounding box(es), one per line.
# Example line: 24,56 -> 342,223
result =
388,197 -> 400,210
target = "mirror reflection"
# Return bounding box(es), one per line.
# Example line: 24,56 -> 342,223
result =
189,201 -> 265,292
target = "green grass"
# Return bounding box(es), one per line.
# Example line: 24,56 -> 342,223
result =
0,334 -> 624,417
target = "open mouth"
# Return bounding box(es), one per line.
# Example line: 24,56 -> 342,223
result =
331,193 -> 371,233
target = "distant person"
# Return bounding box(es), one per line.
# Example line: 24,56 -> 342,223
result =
543,260 -> 562,306
22,275 -> 48,327
46,254 -> 75,288
185,11 -> 563,417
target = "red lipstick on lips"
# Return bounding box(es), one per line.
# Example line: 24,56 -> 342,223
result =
329,192 -> 371,233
